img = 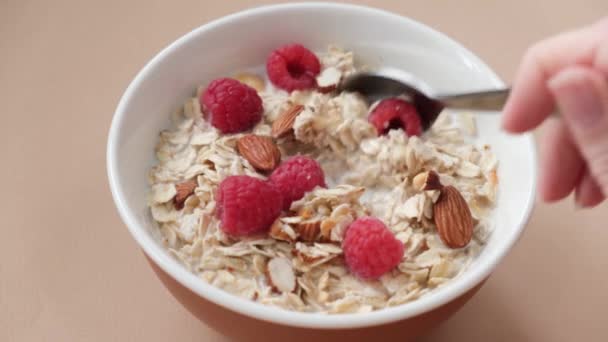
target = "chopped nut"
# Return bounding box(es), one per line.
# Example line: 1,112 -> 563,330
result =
412,170 -> 443,192
266,257 -> 296,293
174,179 -> 197,209
269,219 -> 297,242
295,220 -> 321,242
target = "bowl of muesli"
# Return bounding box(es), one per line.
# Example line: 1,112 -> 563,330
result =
107,2 -> 536,340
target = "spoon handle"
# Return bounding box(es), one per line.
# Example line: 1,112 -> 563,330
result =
437,88 -> 510,111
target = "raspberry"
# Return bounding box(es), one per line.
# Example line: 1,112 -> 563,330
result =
216,176 -> 282,237
342,217 -> 404,279
269,156 -> 326,210
266,44 -> 321,92
368,98 -> 422,137
200,78 -> 263,134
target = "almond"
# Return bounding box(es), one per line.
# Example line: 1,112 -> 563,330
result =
292,249 -> 323,264
489,169 -> 498,186
272,104 -> 304,138
296,206 -> 315,220
433,185 -> 473,248
316,67 -> 341,93
174,179 -> 197,209
320,218 -> 336,241
413,170 -> 443,191
266,257 -> 296,293
295,220 -> 321,242
269,219 -> 296,243
236,134 -> 281,172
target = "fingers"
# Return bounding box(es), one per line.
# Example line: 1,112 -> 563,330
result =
538,119 -> 585,202
502,26 -> 599,133
548,66 -> 608,196
575,168 -> 605,208
594,22 -> 608,74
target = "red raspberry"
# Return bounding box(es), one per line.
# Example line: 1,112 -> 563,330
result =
342,217 -> 405,279
269,156 -> 326,210
216,176 -> 282,237
368,98 -> 422,137
266,44 -> 321,92
200,78 -> 263,134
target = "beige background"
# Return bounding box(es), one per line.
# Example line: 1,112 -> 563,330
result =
2,0 -> 608,341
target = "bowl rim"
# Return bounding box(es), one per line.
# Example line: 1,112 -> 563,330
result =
107,2 -> 537,329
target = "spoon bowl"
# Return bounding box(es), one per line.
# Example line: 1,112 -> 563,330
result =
337,71 -> 511,131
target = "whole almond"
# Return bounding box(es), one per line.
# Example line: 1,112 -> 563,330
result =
272,104 -> 304,138
236,134 -> 281,172
295,220 -> 321,242
174,179 -> 197,209
433,185 -> 473,248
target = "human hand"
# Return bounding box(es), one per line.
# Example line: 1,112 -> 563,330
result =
502,18 -> 608,208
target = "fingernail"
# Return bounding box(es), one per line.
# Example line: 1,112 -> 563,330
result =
548,67 -> 604,129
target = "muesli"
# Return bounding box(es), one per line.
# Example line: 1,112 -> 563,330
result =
147,44 -> 498,313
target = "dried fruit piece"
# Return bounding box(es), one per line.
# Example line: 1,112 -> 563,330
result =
234,72 -> 265,92
272,104 -> 304,138
236,134 -> 281,172
295,220 -> 321,242
266,257 -> 296,293
174,179 -> 197,209
433,185 -> 474,248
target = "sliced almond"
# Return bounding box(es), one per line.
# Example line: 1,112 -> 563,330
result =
489,169 -> 498,186
269,219 -> 296,243
320,218 -> 336,241
174,179 -> 197,209
266,257 -> 296,293
433,185 -> 474,248
234,72 -> 265,92
292,249 -> 323,264
236,134 -> 281,172
295,220 -> 321,242
272,104 -> 304,138
297,206 -> 315,220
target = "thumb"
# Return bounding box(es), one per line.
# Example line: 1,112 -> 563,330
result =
548,66 -> 608,196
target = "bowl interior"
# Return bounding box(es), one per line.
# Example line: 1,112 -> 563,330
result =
107,3 -> 536,329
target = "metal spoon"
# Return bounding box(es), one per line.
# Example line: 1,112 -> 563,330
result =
336,71 -> 510,131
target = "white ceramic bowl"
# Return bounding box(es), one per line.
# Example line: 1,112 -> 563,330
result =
107,2 -> 536,334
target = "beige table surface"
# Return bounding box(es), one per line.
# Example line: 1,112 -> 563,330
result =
2,0 -> 608,341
